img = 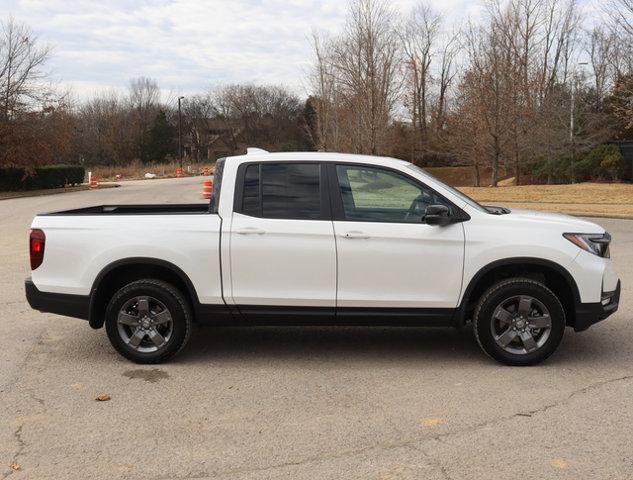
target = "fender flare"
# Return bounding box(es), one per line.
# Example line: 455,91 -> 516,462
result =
454,257 -> 581,325
88,257 -> 201,328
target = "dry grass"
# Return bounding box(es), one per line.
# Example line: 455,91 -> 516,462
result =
459,183 -> 633,218
426,166 -> 509,187
88,161 -> 215,181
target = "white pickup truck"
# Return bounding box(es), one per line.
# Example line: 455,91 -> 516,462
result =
25,149 -> 621,365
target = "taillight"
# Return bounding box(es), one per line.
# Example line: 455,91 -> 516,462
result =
30,229 -> 45,270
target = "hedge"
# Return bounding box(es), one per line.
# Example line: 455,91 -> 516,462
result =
0,165 -> 86,192
525,145 -> 625,184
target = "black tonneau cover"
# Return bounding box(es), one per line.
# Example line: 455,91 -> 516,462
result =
41,204 -> 211,215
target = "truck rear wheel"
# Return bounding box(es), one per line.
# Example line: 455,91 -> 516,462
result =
105,279 -> 192,364
473,278 -> 565,366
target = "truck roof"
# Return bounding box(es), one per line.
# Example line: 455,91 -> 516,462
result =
227,148 -> 410,167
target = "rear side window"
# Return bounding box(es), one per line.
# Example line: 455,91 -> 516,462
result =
238,163 -> 323,220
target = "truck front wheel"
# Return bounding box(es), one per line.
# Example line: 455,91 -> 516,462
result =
105,279 -> 192,364
473,278 -> 566,366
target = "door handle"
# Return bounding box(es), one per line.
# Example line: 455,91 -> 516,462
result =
236,227 -> 266,235
341,231 -> 370,239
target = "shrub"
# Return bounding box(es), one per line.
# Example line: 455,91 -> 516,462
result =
599,149 -> 625,181
0,165 -> 85,191
0,167 -> 27,191
526,145 -> 624,183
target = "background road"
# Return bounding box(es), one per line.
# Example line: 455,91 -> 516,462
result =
1,177 -> 631,480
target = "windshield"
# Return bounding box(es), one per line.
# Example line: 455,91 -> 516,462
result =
405,163 -> 489,214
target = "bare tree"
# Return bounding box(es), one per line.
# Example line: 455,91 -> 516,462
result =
453,0 -> 583,185
433,29 -> 460,133
458,17 -> 516,186
181,93 -> 214,161
401,3 -> 440,135
607,0 -> 633,37
129,77 -> 160,114
128,77 -> 161,161
74,91 -> 135,166
0,17 -> 52,122
209,84 -> 307,153
330,0 -> 401,154
587,26 -> 615,108
308,31 -> 343,151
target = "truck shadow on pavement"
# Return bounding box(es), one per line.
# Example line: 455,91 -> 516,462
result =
61,321 -> 623,367
165,325 -> 620,366
178,326 -> 484,365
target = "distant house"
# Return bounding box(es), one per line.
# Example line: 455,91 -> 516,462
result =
182,118 -> 246,162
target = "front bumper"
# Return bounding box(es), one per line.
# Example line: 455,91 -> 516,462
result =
25,278 -> 90,320
574,280 -> 621,332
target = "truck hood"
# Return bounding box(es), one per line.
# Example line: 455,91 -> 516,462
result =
503,208 -> 604,233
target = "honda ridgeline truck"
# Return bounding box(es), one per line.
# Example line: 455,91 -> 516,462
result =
25,149 -> 621,365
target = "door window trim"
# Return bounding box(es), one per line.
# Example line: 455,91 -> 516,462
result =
325,162 -> 470,224
233,161 -> 332,221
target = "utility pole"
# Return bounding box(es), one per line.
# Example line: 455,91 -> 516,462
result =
570,80 -> 575,183
570,62 -> 588,184
178,96 -> 185,168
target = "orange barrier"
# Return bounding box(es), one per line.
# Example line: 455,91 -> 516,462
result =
202,179 -> 213,199
202,167 -> 210,176
176,167 -> 183,177
90,176 -> 98,189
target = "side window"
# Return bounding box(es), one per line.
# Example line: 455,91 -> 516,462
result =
242,164 -> 261,216
335,165 -> 451,223
239,163 -> 322,220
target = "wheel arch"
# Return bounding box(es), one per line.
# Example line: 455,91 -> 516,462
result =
88,257 -> 200,329
456,257 -> 581,328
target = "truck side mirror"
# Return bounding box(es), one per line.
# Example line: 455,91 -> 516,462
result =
425,205 -> 451,226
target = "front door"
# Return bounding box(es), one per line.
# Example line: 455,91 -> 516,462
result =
331,163 -> 465,311
228,162 -> 336,314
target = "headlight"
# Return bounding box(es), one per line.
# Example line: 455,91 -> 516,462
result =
563,232 -> 611,258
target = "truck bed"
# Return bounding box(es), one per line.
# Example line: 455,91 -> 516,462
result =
41,204 -> 211,216
31,203 -> 223,303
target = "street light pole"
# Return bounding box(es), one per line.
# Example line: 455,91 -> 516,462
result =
178,96 -> 185,169
570,80 -> 575,183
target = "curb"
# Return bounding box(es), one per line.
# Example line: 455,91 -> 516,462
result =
480,202 -> 633,220
0,183 -> 120,201
570,213 -> 633,220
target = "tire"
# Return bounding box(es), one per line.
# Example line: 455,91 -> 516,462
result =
105,279 -> 192,364
473,277 -> 565,366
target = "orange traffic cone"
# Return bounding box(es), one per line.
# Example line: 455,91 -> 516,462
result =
202,179 -> 213,199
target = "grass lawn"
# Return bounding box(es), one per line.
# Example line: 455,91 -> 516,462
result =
459,183 -> 633,218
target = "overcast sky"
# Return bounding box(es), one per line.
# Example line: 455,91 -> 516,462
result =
2,0 -> 600,100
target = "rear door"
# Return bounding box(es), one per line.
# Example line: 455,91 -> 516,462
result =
228,162 -> 336,314
330,163 -> 465,312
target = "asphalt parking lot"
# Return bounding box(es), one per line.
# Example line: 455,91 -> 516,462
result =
1,177 -> 632,480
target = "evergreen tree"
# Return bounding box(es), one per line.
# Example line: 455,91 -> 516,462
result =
144,110 -> 176,163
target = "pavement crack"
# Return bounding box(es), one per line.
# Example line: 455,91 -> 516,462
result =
1,424 -> 26,480
423,374 -> 633,446
410,443 -> 455,480
0,327 -> 48,394
511,374 -> 633,420
27,390 -> 45,406
162,375 -> 633,480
